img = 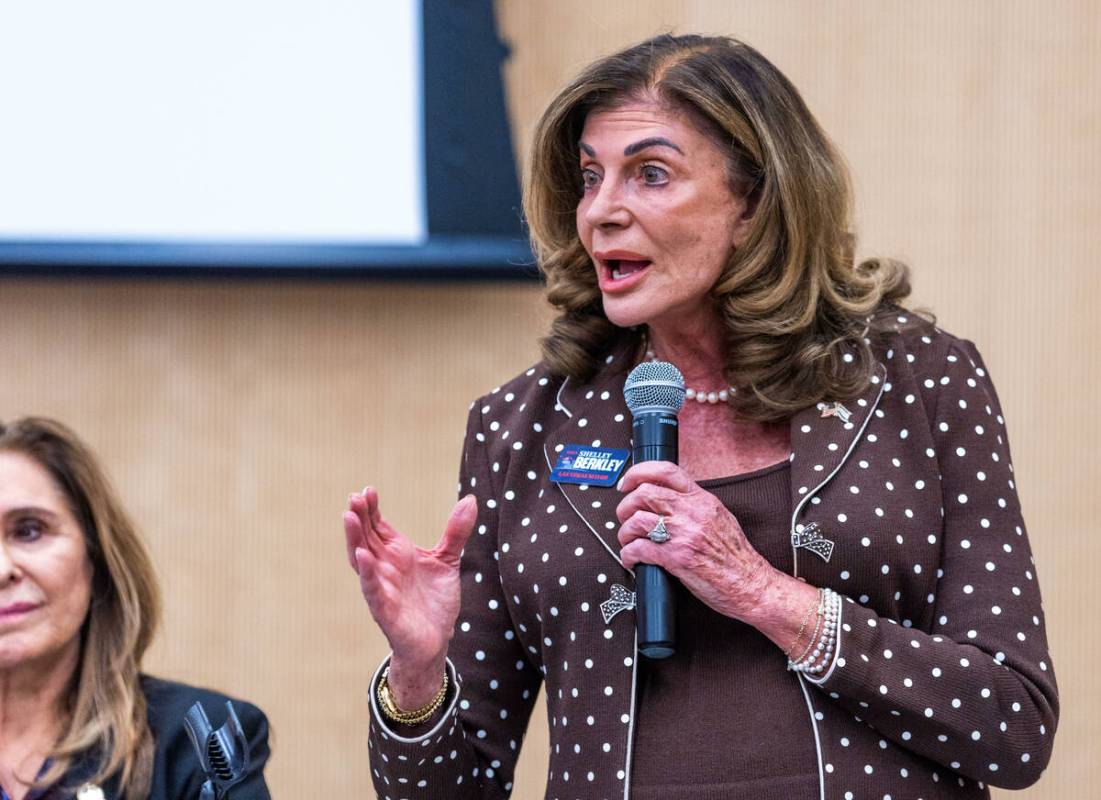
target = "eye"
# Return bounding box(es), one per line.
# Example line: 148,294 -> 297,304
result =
580,167 -> 601,190
640,164 -> 668,185
12,517 -> 46,542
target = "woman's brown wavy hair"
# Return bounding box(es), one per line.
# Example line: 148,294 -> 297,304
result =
0,417 -> 159,798
526,34 -> 918,421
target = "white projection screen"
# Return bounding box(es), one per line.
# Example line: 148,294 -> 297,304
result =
0,0 -> 527,276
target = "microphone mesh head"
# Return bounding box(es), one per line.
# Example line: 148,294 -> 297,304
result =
624,361 -> 686,415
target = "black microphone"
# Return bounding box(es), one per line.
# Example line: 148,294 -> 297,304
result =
623,360 -> 686,659
183,700 -> 252,800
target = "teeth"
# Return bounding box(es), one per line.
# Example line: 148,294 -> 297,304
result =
609,261 -> 647,281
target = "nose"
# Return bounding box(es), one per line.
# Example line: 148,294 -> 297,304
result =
581,176 -> 631,230
0,540 -> 17,587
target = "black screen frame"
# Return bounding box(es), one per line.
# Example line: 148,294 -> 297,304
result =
0,0 -> 537,280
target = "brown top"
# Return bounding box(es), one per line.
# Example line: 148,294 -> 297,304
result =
632,461 -> 818,799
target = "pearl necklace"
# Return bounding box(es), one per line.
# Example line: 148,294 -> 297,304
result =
644,349 -> 736,405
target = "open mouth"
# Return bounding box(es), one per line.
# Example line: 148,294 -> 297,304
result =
607,259 -> 651,280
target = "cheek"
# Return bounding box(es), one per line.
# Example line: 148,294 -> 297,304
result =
660,225 -> 730,288
688,202 -> 739,250
70,560 -> 94,620
0,559 -> 91,667
45,552 -> 94,634
575,206 -> 593,250
651,193 -> 737,259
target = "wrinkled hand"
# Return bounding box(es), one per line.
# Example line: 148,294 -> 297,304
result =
344,488 -> 478,672
616,461 -> 777,623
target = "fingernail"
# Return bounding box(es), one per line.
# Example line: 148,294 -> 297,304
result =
362,486 -> 370,496
616,478 -> 624,491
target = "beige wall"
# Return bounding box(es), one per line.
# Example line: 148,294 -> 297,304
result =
1,2 -> 1097,797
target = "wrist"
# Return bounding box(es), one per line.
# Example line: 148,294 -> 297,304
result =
378,664 -> 449,725
746,569 -> 820,653
387,652 -> 448,710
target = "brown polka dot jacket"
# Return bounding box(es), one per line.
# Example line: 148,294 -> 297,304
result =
367,325 -> 1058,800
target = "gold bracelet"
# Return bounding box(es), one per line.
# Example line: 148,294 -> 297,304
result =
791,589 -> 825,664
377,665 -> 449,725
785,593 -> 819,658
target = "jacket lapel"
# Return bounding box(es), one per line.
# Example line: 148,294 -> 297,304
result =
543,338 -> 637,570
787,362 -> 888,575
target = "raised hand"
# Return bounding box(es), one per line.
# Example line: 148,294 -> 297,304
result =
344,487 -> 478,709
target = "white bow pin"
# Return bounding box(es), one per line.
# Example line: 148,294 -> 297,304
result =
600,584 -> 636,624
819,401 -> 852,423
791,522 -> 835,563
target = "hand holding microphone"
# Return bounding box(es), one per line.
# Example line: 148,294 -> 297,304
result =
618,361 -> 779,658
621,361 -> 685,658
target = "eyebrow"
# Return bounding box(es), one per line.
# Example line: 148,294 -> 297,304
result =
578,137 -> 685,158
624,137 -> 683,156
2,505 -> 60,522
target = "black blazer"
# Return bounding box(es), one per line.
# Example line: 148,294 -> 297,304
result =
45,675 -> 271,800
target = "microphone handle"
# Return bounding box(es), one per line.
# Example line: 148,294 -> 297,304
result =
632,411 -> 678,659
631,413 -> 678,463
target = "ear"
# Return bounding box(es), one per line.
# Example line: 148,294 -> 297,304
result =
730,185 -> 761,249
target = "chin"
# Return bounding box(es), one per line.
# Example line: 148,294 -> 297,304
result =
0,639 -> 37,669
601,295 -> 655,330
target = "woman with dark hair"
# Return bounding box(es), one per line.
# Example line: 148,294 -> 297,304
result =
0,417 -> 271,799
346,35 -> 1058,799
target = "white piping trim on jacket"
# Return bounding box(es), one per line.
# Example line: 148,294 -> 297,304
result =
555,377 -> 573,418
544,443 -> 630,572
795,673 -> 827,800
790,368 -> 887,579
787,366 -> 886,800
623,629 -> 639,800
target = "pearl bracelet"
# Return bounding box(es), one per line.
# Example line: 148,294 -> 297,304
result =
788,588 -> 841,674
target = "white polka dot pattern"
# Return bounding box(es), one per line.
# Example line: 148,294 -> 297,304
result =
797,335 -> 1057,796
366,393 -> 546,799
364,330 -> 1057,799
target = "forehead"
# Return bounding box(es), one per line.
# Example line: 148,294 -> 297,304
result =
581,95 -> 726,163
580,96 -> 708,143
0,450 -> 68,512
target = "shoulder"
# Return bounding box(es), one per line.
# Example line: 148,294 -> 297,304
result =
875,319 -> 1003,422
465,332 -> 637,438
470,361 -> 562,416
877,318 -> 990,384
142,674 -> 269,735
462,360 -> 564,446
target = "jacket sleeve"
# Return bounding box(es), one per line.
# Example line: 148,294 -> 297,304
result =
807,339 -> 1058,789
366,400 -> 543,799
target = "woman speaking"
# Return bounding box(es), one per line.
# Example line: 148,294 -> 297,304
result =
345,34 -> 1058,799
0,418 -> 271,800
